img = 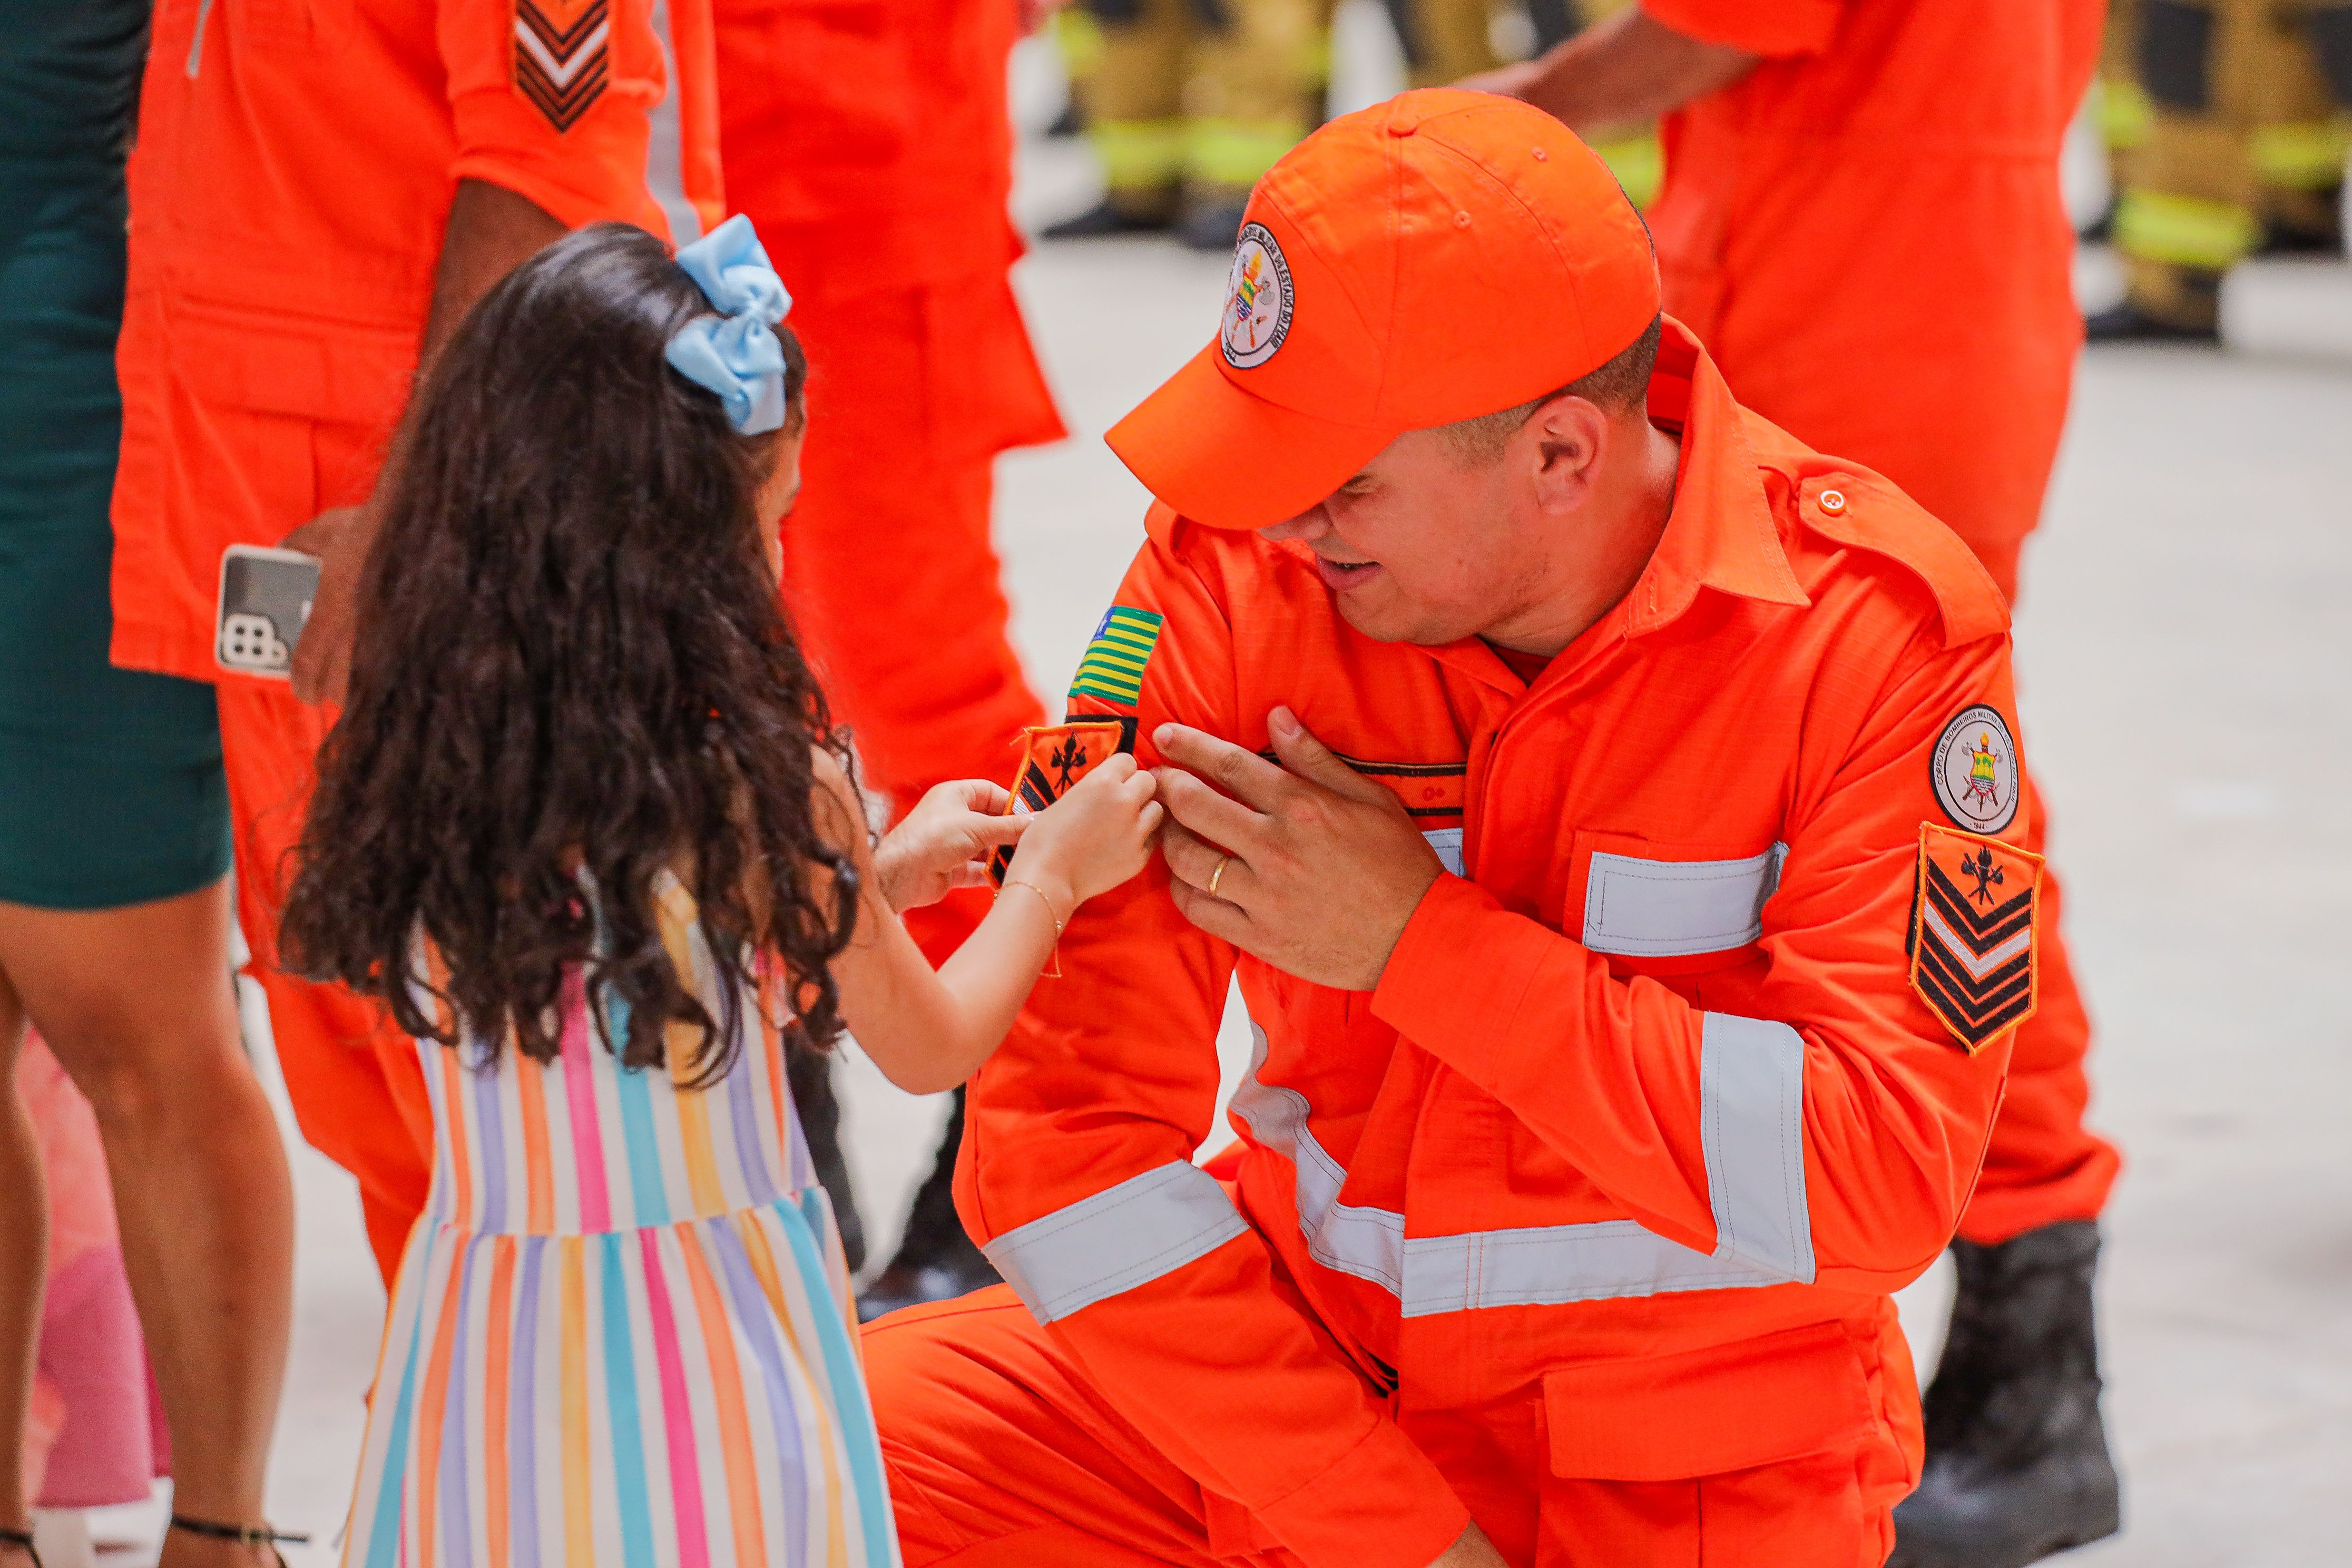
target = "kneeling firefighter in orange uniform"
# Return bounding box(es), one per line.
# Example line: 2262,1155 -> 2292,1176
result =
713,0 -> 1066,1310
110,0 -> 723,1283
1483,6 -> 2122,1563
865,91 -> 2049,1568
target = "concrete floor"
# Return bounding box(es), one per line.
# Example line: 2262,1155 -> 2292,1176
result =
68,47 -> 2352,1568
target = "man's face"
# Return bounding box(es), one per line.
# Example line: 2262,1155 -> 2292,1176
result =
1260,428 -> 1543,647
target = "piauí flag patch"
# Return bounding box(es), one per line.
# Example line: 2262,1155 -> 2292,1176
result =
1907,823 -> 2045,1053
988,720 -> 1132,885
1067,605 -> 1163,710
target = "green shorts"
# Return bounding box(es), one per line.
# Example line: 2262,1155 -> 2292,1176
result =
1,140 -> 231,910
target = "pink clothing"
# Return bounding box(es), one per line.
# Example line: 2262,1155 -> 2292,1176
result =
15,1033 -> 164,1508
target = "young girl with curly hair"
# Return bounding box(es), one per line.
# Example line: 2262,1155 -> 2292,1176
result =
280,218 -> 1159,1567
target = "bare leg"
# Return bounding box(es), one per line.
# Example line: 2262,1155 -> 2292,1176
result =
0,880 -> 292,1565
0,974 -> 47,1561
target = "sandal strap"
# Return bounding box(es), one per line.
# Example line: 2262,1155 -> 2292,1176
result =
0,1527 -> 42,1568
169,1516 -> 312,1546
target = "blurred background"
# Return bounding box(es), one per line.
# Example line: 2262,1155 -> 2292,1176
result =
38,12 -> 2352,1565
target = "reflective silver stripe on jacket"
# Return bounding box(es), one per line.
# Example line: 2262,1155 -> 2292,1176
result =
982,1161 -> 1248,1324
1582,842 -> 1787,957
1238,1010 -> 1814,1316
643,0 -> 702,243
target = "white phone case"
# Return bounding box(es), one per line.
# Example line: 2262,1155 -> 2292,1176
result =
215,543 -> 321,680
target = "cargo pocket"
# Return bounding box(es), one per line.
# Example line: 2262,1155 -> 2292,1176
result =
1534,1325 -> 1874,1568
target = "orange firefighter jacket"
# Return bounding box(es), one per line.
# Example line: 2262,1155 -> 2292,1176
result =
111,0 -> 722,682
956,322 -> 2046,1568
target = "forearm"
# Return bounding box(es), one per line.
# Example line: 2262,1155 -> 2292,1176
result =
422,177 -> 569,374
1514,7 -> 1757,135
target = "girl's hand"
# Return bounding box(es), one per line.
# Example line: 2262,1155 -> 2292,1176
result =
1001,754 -> 1163,915
874,779 -> 1030,912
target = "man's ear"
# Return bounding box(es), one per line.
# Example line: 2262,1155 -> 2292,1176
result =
1524,394 -> 1611,513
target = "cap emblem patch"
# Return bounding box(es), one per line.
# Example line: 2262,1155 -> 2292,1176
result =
1221,223 -> 1293,370
1930,704 -> 2020,834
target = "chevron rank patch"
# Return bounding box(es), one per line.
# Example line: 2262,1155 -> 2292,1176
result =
1908,824 -> 2045,1053
988,719 -> 1133,885
514,0 -> 611,132
1067,606 -> 1163,710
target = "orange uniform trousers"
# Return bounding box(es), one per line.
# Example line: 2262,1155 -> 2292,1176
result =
1648,0 -> 2120,1244
868,1288 -> 1911,1568
771,272 -> 1063,961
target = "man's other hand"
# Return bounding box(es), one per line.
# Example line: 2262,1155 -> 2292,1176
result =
282,503 -> 372,704
1153,706 -> 1443,991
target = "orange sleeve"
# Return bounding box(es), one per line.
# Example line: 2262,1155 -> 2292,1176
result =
957,533 -> 1472,1568
1640,0 -> 1843,56
438,0 -> 681,236
1374,629 -> 2026,1295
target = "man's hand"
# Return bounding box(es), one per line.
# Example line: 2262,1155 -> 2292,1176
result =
873,779 -> 1029,913
1424,1521 -> 1509,1568
1152,706 -> 1444,991
283,503 -> 374,704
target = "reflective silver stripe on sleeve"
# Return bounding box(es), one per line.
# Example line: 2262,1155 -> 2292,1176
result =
1581,842 -> 1787,957
1421,827 -> 1465,877
981,1161 -> 1248,1324
642,0 -> 702,243
1698,1011 -> 1815,1283
1228,1025 -> 1405,1293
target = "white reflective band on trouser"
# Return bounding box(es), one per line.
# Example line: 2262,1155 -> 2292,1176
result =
1237,1012 -> 1814,1317
1582,842 -> 1787,957
982,1161 -> 1249,1324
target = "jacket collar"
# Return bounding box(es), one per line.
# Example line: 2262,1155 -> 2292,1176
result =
1626,318 -> 1811,636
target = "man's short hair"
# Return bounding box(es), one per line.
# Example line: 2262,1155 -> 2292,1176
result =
1438,313 -> 1664,464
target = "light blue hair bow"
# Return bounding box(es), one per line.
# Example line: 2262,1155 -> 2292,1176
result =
663,214 -> 794,435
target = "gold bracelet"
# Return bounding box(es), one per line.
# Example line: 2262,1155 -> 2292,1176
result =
997,878 -> 1065,978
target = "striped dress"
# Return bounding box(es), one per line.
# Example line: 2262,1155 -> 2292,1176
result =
345,876 -> 898,1568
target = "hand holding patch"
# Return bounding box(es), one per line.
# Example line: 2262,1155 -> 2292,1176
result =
1154,707 -> 1444,991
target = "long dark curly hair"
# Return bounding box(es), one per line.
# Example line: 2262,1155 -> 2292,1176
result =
282,222 -> 857,1084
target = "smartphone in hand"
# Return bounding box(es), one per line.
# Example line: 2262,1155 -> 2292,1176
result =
215,543 -> 321,679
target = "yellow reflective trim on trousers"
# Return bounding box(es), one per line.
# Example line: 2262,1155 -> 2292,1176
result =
2098,79 -> 2154,152
1093,119 -> 1187,190
1053,7 -> 1105,75
1591,130 -> 1662,210
1187,118 -> 1306,189
2113,189 -> 2260,269
2249,118 -> 2352,190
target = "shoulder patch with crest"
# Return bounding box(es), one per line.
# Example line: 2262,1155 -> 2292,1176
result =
1068,605 -> 1163,710
988,720 -> 1133,886
1908,824 -> 2044,1053
1930,704 -> 2021,835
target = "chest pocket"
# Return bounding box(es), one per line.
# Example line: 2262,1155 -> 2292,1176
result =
1579,838 -> 1787,958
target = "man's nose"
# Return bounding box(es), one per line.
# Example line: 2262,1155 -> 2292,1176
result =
1259,507 -> 1327,544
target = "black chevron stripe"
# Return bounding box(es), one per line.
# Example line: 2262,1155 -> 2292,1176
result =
1918,955 -> 2033,1026
1924,875 -> 2034,953
1916,965 -> 2036,1044
516,58 -> 607,130
1923,862 -> 2034,937
517,0 -> 609,53
1917,933 -> 2033,1001
1016,763 -> 1056,814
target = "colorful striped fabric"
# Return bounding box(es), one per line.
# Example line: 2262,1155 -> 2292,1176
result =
344,876 -> 899,1568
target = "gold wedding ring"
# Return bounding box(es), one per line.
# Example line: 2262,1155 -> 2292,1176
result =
1208,854 -> 1231,898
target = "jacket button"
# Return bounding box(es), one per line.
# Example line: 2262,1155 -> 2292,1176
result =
1819,488 -> 1847,515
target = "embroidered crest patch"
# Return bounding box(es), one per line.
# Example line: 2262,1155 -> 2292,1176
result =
1907,824 -> 2044,1053
514,0 -> 611,133
1067,605 -> 1163,710
988,720 -> 1133,885
1930,704 -> 2021,835
1220,224 -> 1293,369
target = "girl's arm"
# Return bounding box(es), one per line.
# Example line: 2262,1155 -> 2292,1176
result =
810,750 -> 1160,1094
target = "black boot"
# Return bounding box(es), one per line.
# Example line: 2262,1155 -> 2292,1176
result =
2083,300 -> 2217,343
1891,1221 -> 2121,1568
1175,200 -> 1248,252
857,1086 -> 1000,1321
787,1046 -> 865,1273
1041,198 -> 1173,239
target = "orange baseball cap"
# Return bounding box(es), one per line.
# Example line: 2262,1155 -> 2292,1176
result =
1107,89 -> 1660,532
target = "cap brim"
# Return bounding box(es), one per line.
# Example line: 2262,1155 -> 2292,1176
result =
1105,342 -> 1399,531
